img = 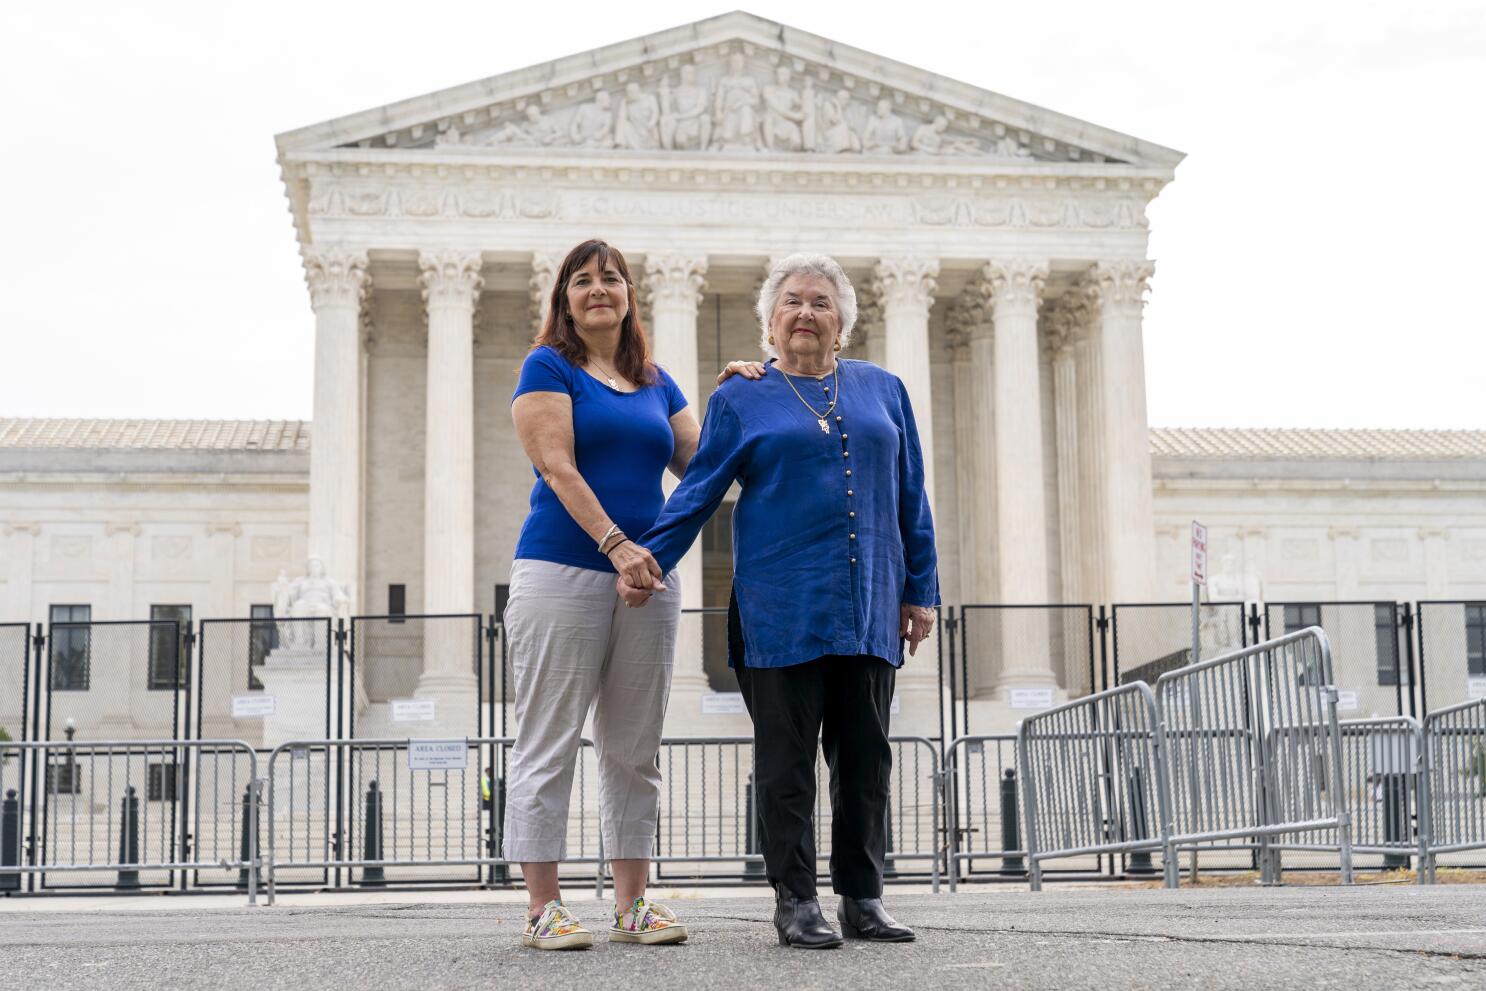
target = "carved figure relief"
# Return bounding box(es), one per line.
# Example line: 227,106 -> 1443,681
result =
712,52 -> 762,150
569,91 -> 615,147
660,65 -> 711,150
862,99 -> 909,155
614,81 -> 662,150
379,52 -> 1107,165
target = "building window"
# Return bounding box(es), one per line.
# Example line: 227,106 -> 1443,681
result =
388,584 -> 407,624
1467,604 -> 1486,678
1283,604 -> 1322,634
248,604 -> 276,691
148,605 -> 191,691
1375,604 -> 1404,686
49,605 -> 91,691
493,584 -> 509,624
1283,604 -> 1324,685
47,762 -> 81,795
147,762 -> 179,803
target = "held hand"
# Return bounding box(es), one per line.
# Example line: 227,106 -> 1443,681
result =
900,604 -> 936,657
616,575 -> 654,608
716,360 -> 768,384
607,540 -> 666,592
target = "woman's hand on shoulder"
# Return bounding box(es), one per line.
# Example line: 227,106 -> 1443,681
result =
716,360 -> 768,384
900,604 -> 936,656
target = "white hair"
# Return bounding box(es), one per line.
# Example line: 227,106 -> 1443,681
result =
756,253 -> 858,359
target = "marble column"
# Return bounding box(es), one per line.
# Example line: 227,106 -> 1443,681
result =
984,260 -> 1057,691
416,250 -> 484,732
303,247 -> 371,607
1044,298 -> 1083,604
1091,261 -> 1158,603
644,253 -> 710,699
945,289 -> 990,607
872,257 -> 940,511
872,258 -> 940,720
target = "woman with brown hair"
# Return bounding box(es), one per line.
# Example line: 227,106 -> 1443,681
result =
504,238 -> 758,949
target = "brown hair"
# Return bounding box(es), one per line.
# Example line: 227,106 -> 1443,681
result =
533,239 -> 655,386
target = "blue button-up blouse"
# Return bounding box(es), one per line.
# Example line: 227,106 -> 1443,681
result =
641,358 -> 939,669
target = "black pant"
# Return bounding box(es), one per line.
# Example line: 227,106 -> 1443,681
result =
731,597 -> 895,898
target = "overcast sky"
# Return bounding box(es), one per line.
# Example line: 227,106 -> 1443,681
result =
4,1 -> 1483,429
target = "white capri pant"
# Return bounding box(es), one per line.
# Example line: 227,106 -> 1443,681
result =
502,558 -> 680,862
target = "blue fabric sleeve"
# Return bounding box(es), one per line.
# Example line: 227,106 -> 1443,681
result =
659,367 -> 689,417
640,391 -> 745,574
894,377 -> 940,607
511,347 -> 572,401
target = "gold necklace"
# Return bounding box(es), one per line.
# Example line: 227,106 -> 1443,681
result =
777,361 -> 840,434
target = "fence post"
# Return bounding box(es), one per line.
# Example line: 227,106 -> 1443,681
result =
485,774 -> 509,885
743,772 -> 764,880
1126,766 -> 1156,876
998,768 -> 1025,875
116,785 -> 141,890
1381,771 -> 1411,871
359,781 -> 386,888
1,788 -> 19,892
235,784 -> 258,891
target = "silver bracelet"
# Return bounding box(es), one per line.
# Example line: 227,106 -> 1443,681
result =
597,524 -> 624,553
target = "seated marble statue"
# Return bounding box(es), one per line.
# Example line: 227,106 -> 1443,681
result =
271,557 -> 353,649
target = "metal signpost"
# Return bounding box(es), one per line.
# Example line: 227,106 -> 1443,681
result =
1190,521 -> 1207,664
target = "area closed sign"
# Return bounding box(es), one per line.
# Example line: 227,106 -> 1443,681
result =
1191,521 -> 1208,586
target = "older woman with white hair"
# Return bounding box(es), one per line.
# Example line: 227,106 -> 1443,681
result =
621,254 -> 939,949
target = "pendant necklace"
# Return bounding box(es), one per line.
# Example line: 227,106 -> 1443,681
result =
779,361 -> 840,434
589,355 -> 620,389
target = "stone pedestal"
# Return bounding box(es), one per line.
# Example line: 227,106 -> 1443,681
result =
253,648 -> 332,749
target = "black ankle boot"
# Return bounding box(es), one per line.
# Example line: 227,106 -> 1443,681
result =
838,896 -> 915,942
774,884 -> 844,949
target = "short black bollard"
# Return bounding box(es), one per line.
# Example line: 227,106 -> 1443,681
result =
743,772 -> 765,880
486,776 -> 508,885
999,769 -> 1025,875
116,786 -> 140,890
2,789 -> 21,893
1127,766 -> 1157,875
1382,774 -> 1411,871
359,781 -> 386,888
235,785 -> 258,891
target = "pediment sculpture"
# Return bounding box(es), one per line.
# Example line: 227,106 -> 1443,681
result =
373,53 -> 1060,162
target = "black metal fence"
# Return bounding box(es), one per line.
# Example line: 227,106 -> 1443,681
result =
1264,602 -> 1413,717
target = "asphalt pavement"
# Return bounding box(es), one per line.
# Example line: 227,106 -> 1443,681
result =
3,884 -> 1485,989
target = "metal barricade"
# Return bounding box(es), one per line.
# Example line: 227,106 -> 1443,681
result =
264,737 -> 527,904
1281,717 -> 1427,876
648,736 -> 942,889
0,739 -> 260,901
1156,627 -> 1354,886
942,734 -> 1023,888
1421,698 -> 1486,882
1017,682 -> 1170,891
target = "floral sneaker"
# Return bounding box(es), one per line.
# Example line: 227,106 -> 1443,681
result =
609,896 -> 689,945
522,900 -> 594,950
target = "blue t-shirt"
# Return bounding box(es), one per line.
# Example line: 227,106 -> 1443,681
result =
511,345 -> 688,573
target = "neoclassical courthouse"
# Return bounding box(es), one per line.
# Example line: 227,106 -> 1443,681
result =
3,13 -> 1485,739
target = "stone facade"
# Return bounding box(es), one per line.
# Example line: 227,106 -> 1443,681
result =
3,15 -> 1483,742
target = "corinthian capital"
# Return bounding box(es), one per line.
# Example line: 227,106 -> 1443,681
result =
1042,288 -> 1096,355
643,253 -> 708,313
303,246 -> 371,312
418,251 -> 484,314
529,252 -> 560,335
871,257 -> 939,314
944,285 -> 988,356
983,259 -> 1048,314
1092,260 -> 1155,310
